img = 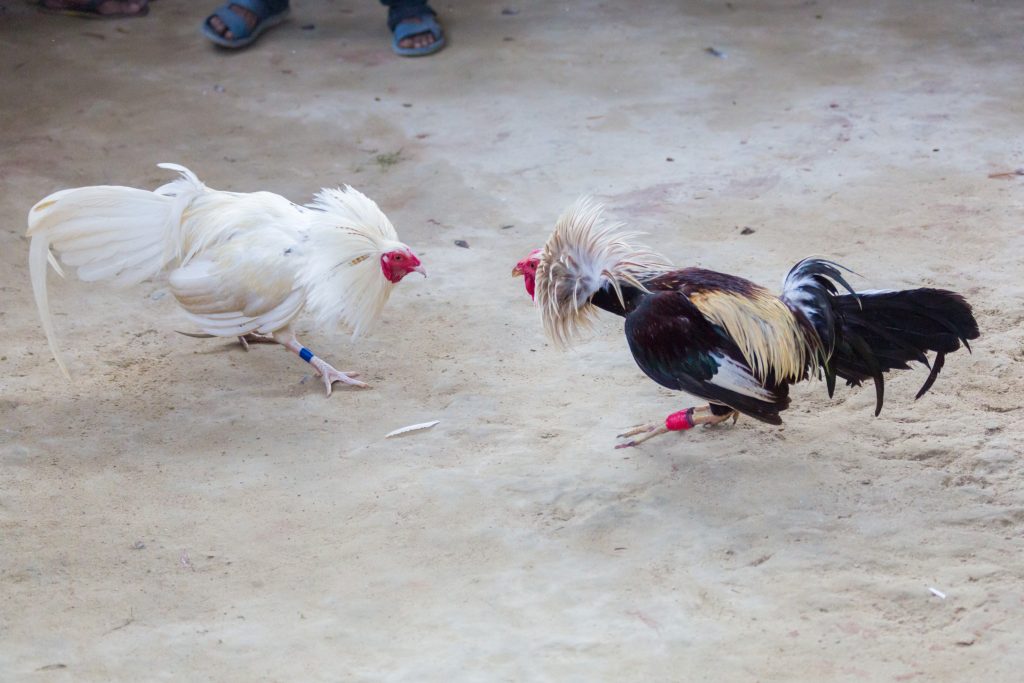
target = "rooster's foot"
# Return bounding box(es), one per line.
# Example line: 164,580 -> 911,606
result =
615,422 -> 669,449
314,363 -> 369,395
615,406 -> 738,449
238,333 -> 276,351
280,335 -> 370,395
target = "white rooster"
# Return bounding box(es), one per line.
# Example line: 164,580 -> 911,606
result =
27,163 -> 425,394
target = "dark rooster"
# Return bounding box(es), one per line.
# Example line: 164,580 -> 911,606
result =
513,200 -> 979,448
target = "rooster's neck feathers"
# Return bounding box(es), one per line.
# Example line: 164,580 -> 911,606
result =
536,198 -> 673,347
300,186 -> 405,339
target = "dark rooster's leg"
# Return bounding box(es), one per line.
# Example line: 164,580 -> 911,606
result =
277,334 -> 369,395
615,406 -> 738,449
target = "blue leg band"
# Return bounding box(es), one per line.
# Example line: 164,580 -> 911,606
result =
299,347 -> 314,363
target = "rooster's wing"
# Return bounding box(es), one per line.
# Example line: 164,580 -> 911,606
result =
624,290 -> 790,424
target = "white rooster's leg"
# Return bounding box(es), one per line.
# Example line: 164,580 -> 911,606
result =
277,334 -> 369,395
238,333 -> 276,351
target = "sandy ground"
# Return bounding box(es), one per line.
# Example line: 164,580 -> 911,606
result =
2,1 -> 1023,680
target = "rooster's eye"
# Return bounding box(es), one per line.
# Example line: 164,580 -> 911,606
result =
395,255 -> 403,261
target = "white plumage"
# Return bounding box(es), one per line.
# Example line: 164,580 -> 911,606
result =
27,163 -> 424,393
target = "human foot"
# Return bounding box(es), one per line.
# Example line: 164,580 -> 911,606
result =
395,17 -> 440,52
202,0 -> 289,48
390,10 -> 446,57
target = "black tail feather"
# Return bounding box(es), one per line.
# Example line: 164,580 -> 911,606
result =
915,351 -> 945,400
781,258 -> 859,398
846,332 -> 885,416
829,288 -> 978,412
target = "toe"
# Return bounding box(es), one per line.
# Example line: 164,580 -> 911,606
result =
617,423 -> 655,438
397,17 -> 438,51
209,15 -> 232,39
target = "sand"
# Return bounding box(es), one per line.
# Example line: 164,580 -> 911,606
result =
1,1 -> 1023,680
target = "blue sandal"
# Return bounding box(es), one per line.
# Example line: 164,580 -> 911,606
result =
201,0 -> 290,49
391,14 -> 446,57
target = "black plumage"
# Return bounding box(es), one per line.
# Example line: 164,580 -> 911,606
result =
523,200 -> 981,443
589,261 -> 979,424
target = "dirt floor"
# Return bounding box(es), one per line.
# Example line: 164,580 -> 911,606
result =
2,0 -> 1023,680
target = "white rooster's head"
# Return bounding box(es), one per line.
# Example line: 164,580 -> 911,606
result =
302,186 -> 424,338
380,245 -> 426,283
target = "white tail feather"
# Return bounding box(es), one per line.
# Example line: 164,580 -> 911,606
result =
28,236 -> 69,378
25,165 -> 206,378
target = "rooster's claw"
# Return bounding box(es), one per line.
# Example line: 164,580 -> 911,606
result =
320,368 -> 369,395
615,422 -> 669,449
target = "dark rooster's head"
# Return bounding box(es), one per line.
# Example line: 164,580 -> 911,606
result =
512,249 -> 542,298
514,200 -> 673,347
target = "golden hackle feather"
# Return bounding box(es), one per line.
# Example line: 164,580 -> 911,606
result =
536,198 -> 673,347
687,288 -> 821,385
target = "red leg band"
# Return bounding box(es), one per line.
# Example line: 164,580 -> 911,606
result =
665,408 -> 695,431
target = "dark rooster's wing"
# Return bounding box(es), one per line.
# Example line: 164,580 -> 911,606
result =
624,291 -> 790,424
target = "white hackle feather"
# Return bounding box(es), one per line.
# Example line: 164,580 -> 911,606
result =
27,164 -> 411,378
536,198 -> 673,347
298,186 -> 405,339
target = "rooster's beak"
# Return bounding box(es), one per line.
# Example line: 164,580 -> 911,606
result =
412,264 -> 427,278
512,264 -> 523,277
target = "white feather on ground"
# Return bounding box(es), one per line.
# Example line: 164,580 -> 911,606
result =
384,421 -> 441,438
